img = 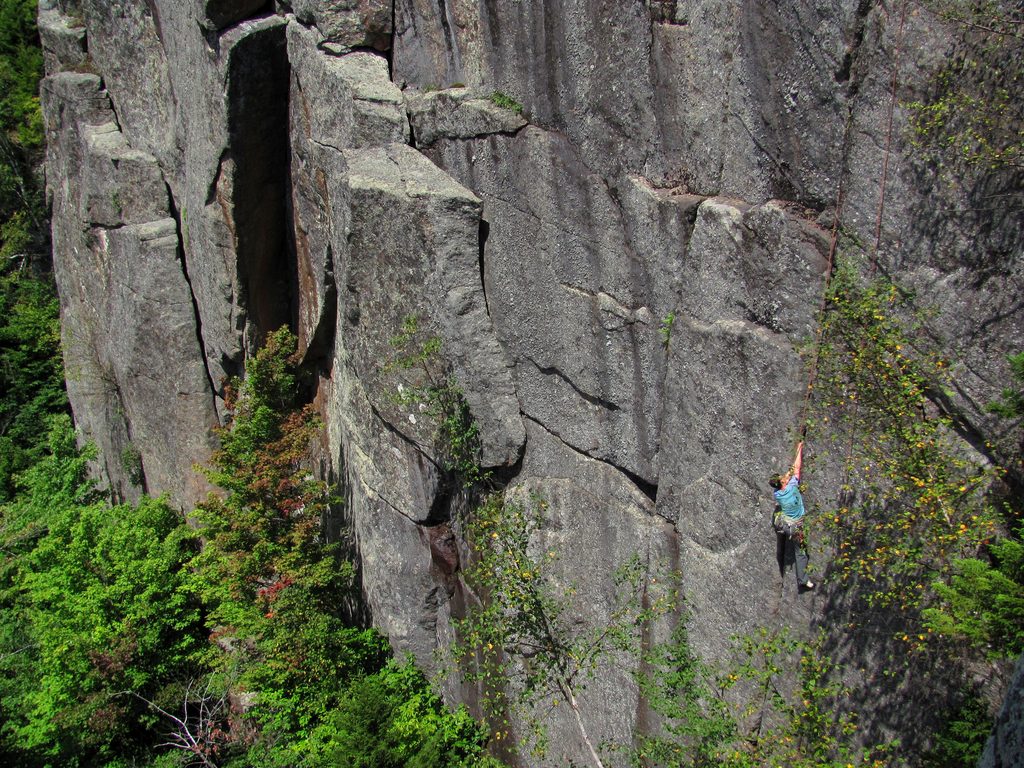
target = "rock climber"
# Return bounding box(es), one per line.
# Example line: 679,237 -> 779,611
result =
769,441 -> 814,592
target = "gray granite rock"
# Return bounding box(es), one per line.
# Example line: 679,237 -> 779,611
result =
291,0 -> 391,49
657,198 -> 829,655
40,2 -> 1024,763
422,125 -> 680,485
980,654 -> 1024,768
42,70 -> 218,510
487,419 -> 677,763
37,4 -> 87,74
324,142 -> 524,658
406,87 -> 527,146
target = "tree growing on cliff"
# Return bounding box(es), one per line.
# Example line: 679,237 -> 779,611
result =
188,327 -> 383,762
625,623 -> 896,768
190,327 -> 495,767
448,491 -> 673,767
910,0 -> 1023,173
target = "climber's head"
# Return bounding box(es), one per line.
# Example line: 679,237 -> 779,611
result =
769,474 -> 783,490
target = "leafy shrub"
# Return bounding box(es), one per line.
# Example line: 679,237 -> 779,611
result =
0,416 -> 203,765
326,658 -> 495,768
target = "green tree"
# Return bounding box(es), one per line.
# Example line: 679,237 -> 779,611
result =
382,315 -> 486,487
326,658 -> 497,768
921,694 -> 993,768
0,0 -> 46,268
0,272 -> 68,500
190,327 -> 494,767
813,258 -> 998,618
623,624 -> 895,768
909,1 -> 1024,172
0,415 -> 204,766
449,492 -> 673,766
922,352 -> 1024,658
189,328 -> 382,763
0,0 -> 65,501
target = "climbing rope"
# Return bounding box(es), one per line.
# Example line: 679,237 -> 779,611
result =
796,127 -> 849,442
871,0 -> 911,275
797,0 -> 910,440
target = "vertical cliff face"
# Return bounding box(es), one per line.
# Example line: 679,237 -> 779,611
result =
40,0 -> 1022,762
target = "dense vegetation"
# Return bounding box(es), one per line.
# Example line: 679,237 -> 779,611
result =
0,0 -> 64,501
0,329 -> 494,767
808,254 -> 1023,766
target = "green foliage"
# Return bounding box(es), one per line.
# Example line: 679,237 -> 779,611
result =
449,492 -> 672,762
908,1 -> 1023,172
624,624 -> 896,768
0,415 -> 204,766
325,657 -> 497,768
0,0 -> 43,152
0,262 -> 68,501
987,351 -> 1024,420
921,693 -> 993,767
813,258 -> 999,617
489,91 -> 524,115
0,325 -> 495,766
0,0 -> 46,266
629,620 -> 736,767
187,327 -> 494,766
383,315 -> 486,487
0,0 -> 63,502
921,352 -> 1024,657
120,444 -> 143,486
659,311 -> 676,350
190,327 -> 377,762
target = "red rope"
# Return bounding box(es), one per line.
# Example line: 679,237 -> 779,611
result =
871,0 -> 910,274
799,0 -> 910,439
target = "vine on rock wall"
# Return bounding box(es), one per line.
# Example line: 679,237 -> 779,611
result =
811,257 -> 1000,621
807,255 -> 1023,762
383,315 -> 486,488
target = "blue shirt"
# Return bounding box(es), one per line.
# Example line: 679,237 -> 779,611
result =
773,475 -> 805,520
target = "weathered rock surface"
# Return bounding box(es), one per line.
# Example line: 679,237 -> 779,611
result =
40,0 -> 1023,763
292,0 -> 392,49
42,71 -> 218,509
980,654 -> 1024,768
406,88 -> 527,146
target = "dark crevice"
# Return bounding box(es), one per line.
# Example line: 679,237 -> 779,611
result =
411,123 -> 527,150
485,442 -> 525,490
621,462 -> 658,504
205,0 -> 274,35
317,43 -> 386,58
837,0 -> 874,96
167,186 -> 221,404
478,218 -> 490,315
303,258 -> 338,376
426,487 -> 452,525
649,0 -> 685,25
389,0 -> 397,76
522,415 -> 658,505
225,19 -> 292,346
528,358 -> 621,412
